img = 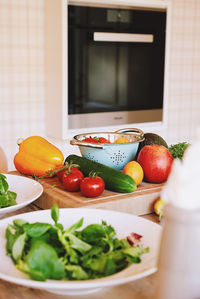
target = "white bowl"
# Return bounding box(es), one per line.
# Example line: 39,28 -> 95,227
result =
0,174 -> 43,218
0,208 -> 162,295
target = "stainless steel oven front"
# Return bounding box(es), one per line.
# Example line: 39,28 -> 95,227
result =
68,4 -> 166,129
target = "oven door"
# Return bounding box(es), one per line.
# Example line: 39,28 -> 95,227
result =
68,5 -> 166,127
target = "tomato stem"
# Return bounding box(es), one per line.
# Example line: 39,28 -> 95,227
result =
88,171 -> 98,178
93,136 -> 101,143
32,162 -> 80,180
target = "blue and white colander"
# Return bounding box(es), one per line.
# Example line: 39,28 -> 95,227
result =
70,128 -> 144,170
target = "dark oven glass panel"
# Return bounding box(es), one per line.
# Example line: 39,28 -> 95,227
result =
68,5 -> 166,115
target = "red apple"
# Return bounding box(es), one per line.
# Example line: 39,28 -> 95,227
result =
137,144 -> 173,183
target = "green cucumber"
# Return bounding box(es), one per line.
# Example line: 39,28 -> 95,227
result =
65,155 -> 136,193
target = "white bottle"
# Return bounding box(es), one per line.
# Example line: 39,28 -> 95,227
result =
156,203 -> 200,299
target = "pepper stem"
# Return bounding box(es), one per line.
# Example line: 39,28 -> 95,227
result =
17,138 -> 24,146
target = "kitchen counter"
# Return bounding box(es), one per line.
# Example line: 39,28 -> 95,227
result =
0,204 -> 160,299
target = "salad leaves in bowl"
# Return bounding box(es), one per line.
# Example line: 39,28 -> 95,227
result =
0,206 -> 162,295
0,174 -> 17,208
0,174 -> 43,218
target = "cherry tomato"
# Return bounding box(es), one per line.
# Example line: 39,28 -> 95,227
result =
82,137 -> 99,143
98,137 -> 110,143
57,169 -> 67,182
62,169 -> 84,192
82,136 -> 110,144
80,176 -> 105,197
56,167 -> 79,182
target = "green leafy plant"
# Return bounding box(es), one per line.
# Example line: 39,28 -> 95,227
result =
5,204 -> 149,281
0,174 -> 17,208
169,142 -> 190,160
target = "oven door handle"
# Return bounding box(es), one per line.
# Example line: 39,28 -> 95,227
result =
93,32 -> 154,43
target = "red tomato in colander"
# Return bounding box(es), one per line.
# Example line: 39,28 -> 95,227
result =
98,137 -> 110,143
82,137 -> 99,143
82,137 -> 110,143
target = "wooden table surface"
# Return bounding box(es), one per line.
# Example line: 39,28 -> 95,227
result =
0,203 -> 160,299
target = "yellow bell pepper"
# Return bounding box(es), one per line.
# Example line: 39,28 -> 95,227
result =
14,136 -> 64,177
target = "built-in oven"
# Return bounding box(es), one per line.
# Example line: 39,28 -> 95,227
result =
68,5 -> 166,129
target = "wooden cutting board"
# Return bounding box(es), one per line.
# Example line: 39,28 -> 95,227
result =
33,175 -> 164,216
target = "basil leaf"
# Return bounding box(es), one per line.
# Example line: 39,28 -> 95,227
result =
65,217 -> 83,234
7,191 -> 17,206
81,224 -> 106,243
0,174 -> 17,208
123,246 -> 150,258
0,194 -> 9,208
67,233 -> 91,254
5,225 -> 19,255
65,265 -> 88,280
25,240 -> 65,280
51,203 -> 59,224
13,219 -> 28,228
23,223 -> 52,238
0,174 -> 8,193
12,233 -> 27,262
